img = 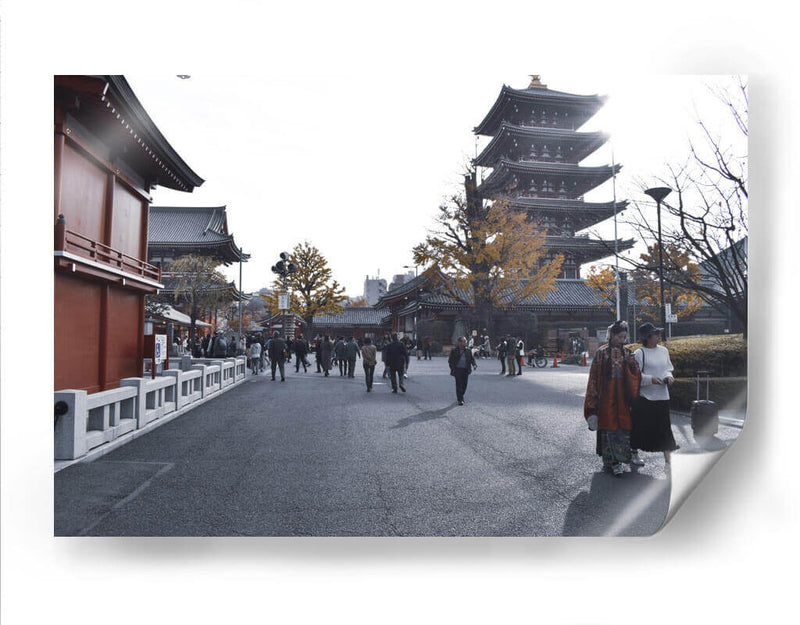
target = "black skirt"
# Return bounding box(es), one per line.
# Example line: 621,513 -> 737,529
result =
630,397 -> 679,452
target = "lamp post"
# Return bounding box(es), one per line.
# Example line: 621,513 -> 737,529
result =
403,264 -> 419,342
644,186 -> 672,339
271,252 -> 296,338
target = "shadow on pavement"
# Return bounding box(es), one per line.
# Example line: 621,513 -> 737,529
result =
562,469 -> 669,537
389,405 -> 456,430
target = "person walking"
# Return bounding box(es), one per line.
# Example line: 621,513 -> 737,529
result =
334,336 -> 347,376
237,334 -> 246,356
248,339 -> 262,375
448,336 -> 478,405
314,335 -> 323,372
496,337 -> 508,375
583,320 -> 641,477
361,337 -> 378,391
320,335 -> 333,377
268,331 -> 287,382
380,335 -> 390,379
505,336 -> 517,376
630,322 -> 680,468
423,337 -> 432,360
212,331 -> 227,358
401,335 -> 413,378
383,333 -> 407,393
345,336 -> 360,378
515,337 -> 525,375
294,336 -> 309,373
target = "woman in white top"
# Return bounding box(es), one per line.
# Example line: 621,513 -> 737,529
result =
630,322 -> 679,467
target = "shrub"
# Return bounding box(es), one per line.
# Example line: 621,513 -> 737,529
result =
627,334 -> 746,378
669,376 -> 747,412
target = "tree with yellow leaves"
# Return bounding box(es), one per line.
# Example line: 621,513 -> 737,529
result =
631,243 -> 703,323
586,265 -> 617,314
261,242 -> 347,338
412,172 -> 563,339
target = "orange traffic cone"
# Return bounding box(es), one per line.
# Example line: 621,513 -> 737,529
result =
582,353 -> 587,366
552,354 -> 559,368
559,352 -> 564,363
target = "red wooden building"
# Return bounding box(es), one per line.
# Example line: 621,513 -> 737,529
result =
54,76 -> 203,393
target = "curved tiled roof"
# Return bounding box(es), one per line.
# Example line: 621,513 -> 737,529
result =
148,206 -> 250,264
474,84 -> 606,136
313,307 -> 387,326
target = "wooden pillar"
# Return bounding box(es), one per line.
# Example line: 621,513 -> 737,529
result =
99,284 -> 109,391
54,132 -> 65,220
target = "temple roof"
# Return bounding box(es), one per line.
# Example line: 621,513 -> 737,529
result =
478,159 -> 620,198
148,206 -> 250,265
474,122 -> 608,168
397,279 -> 608,312
54,75 -> 204,192
474,83 -> 606,136
506,197 -> 628,214
313,308 -> 388,327
545,235 -> 635,264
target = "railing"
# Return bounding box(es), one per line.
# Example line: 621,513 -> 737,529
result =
54,356 -> 247,461
55,217 -> 161,282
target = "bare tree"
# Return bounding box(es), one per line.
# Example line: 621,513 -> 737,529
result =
623,77 -> 748,333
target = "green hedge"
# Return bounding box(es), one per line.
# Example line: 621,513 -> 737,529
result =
627,334 -> 746,378
668,376 -> 748,412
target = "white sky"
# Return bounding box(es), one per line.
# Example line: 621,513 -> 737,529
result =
125,73 -> 739,296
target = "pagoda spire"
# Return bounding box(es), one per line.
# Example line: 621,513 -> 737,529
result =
528,75 -> 547,89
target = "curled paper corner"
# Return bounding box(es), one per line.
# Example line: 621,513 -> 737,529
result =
664,444 -> 730,526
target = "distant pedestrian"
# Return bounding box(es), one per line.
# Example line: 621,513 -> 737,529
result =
238,334 -> 246,356
248,340 -> 262,375
314,335 -> 323,372
334,336 -> 347,376
295,336 -> 309,373
401,335 -> 412,377
383,333 -> 407,393
320,335 -> 333,377
345,336 -> 360,378
583,320 -> 641,477
505,336 -> 516,376
212,332 -> 227,358
423,337 -> 431,360
515,337 -> 525,375
448,336 -> 478,405
496,337 -> 508,375
630,322 -> 679,468
361,337 -> 378,391
380,335 -> 390,378
268,331 -> 287,382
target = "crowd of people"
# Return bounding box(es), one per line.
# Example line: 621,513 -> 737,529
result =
193,321 -> 677,476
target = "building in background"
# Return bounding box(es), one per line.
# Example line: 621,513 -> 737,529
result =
388,271 -> 415,293
363,274 -> 387,306
54,75 -> 203,393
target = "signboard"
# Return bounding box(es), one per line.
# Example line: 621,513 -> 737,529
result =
154,334 -> 168,364
665,303 -> 672,316
666,314 -> 678,323
278,293 -> 290,310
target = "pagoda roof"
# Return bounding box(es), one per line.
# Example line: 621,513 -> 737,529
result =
505,197 -> 628,214
158,275 -> 250,302
54,75 -> 204,192
545,235 -> 635,264
474,83 -> 606,136
478,159 -> 620,198
474,122 -> 608,167
148,206 -> 250,265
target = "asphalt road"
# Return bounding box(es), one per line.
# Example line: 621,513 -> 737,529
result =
54,356 -> 740,536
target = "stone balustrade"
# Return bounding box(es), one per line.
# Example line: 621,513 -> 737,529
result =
54,356 -> 247,462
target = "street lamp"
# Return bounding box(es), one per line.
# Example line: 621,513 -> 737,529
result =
644,186 -> 672,339
403,264 -> 419,342
271,252 -> 297,338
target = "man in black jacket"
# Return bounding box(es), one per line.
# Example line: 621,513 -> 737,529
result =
268,331 -> 287,381
344,336 -> 360,378
383,333 -> 407,393
448,336 -> 478,405
294,337 -> 309,373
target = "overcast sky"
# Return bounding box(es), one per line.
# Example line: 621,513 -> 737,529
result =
125,73 -> 741,296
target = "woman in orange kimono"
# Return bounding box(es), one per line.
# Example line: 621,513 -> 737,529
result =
584,320 -> 641,477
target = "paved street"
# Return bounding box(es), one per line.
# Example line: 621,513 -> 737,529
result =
55,357 -> 741,537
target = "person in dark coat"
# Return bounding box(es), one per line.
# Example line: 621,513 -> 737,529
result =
495,337 -> 508,375
314,335 -> 323,372
383,333 -> 408,393
380,335 -> 390,378
294,337 -> 309,373
448,336 -> 478,405
344,336 -> 361,378
212,332 -> 227,358
320,335 -> 333,376
334,336 -> 347,376
201,333 -> 211,357
268,331 -> 287,381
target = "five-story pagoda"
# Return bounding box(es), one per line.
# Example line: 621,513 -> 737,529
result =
474,75 -> 633,279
